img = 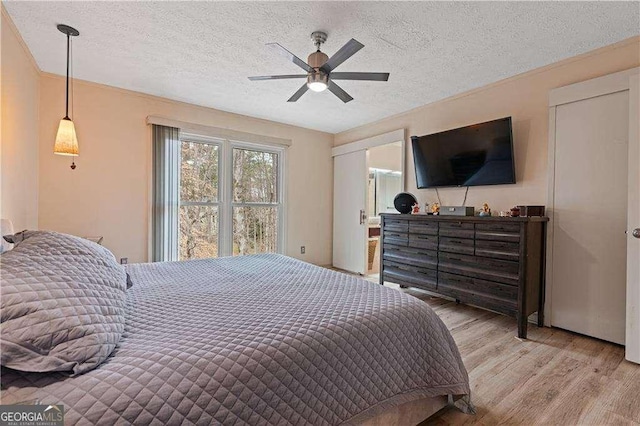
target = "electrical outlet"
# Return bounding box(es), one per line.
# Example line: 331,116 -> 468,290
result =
300,246 -> 306,254
120,258 -> 128,265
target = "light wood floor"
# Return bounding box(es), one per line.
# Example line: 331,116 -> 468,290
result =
376,282 -> 640,425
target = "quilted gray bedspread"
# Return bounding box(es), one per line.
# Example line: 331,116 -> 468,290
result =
1,254 -> 469,425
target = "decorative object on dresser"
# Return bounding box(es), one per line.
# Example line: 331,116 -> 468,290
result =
380,213 -> 548,338
517,205 -> 545,217
393,192 -> 417,214
479,203 -> 492,217
440,206 -> 475,216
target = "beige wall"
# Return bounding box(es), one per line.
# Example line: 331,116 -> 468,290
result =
6,11 -> 639,267
38,75 -> 334,264
335,37 -> 640,214
1,9 -> 39,231
368,143 -> 402,172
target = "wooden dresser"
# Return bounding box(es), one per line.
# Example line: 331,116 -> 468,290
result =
380,213 -> 548,338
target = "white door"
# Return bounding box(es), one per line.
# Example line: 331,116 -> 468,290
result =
627,74 -> 640,363
333,150 -> 368,274
551,90 -> 629,344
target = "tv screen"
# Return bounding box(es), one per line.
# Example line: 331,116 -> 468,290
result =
411,117 -> 515,188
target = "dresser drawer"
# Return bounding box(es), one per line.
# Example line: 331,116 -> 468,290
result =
383,230 -> 408,246
438,251 -> 476,267
475,222 -> 520,233
383,245 -> 437,270
437,275 -> 518,316
475,239 -> 520,261
439,236 -> 475,255
383,218 -> 409,233
474,256 -> 520,276
383,260 -> 437,290
409,221 -> 438,236
438,271 -> 518,302
408,234 -> 439,250
438,254 -> 519,286
475,222 -> 520,243
439,221 -> 475,238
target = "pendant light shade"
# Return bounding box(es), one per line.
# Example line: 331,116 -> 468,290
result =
54,117 -> 79,156
55,24 -> 80,169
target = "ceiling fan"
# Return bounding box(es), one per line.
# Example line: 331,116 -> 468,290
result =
248,31 -> 390,103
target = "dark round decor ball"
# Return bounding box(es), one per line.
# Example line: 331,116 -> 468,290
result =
394,192 -> 418,214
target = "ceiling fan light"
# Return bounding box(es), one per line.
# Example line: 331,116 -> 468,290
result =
54,117 -> 79,156
307,72 -> 328,92
307,81 -> 328,92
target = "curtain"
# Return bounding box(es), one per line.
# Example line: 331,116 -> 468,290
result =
152,124 -> 180,262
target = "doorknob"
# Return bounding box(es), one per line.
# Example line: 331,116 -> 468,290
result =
633,228 -> 640,239
359,210 -> 367,225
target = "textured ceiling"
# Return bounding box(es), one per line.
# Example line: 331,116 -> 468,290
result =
4,1 -> 639,133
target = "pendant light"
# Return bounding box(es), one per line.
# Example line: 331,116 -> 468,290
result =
54,24 -> 80,170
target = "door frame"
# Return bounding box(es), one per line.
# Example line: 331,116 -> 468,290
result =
546,68 -> 639,357
627,73 -> 639,363
332,129 -> 406,274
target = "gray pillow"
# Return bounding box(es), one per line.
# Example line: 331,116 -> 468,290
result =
3,230 -> 34,246
0,231 -> 127,375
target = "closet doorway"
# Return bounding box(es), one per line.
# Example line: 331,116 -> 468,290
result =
332,130 -> 405,275
366,143 -> 403,275
548,68 -> 639,362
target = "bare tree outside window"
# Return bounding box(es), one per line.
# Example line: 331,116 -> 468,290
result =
232,148 -> 279,256
179,140 -> 280,259
179,141 -> 219,260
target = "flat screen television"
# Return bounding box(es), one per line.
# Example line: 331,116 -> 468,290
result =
411,117 -> 515,188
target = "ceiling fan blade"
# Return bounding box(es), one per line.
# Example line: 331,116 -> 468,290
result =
329,72 -> 389,81
287,84 -> 309,102
327,81 -> 353,103
266,43 -> 313,73
248,74 -> 307,81
321,39 -> 364,73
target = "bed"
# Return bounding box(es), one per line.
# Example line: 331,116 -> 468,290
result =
0,231 -> 471,425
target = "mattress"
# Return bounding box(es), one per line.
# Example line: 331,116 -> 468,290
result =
1,254 -> 469,425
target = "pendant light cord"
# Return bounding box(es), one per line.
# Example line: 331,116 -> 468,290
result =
69,33 -> 75,170
70,35 -> 74,120
65,32 -> 70,118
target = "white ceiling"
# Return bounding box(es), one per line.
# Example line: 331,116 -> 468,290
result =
5,1 -> 639,134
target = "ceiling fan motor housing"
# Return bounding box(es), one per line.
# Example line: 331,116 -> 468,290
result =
307,51 -> 329,69
307,51 -> 329,89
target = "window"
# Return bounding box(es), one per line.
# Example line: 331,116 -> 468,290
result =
179,140 -> 220,259
178,135 -> 284,260
232,148 -> 279,256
